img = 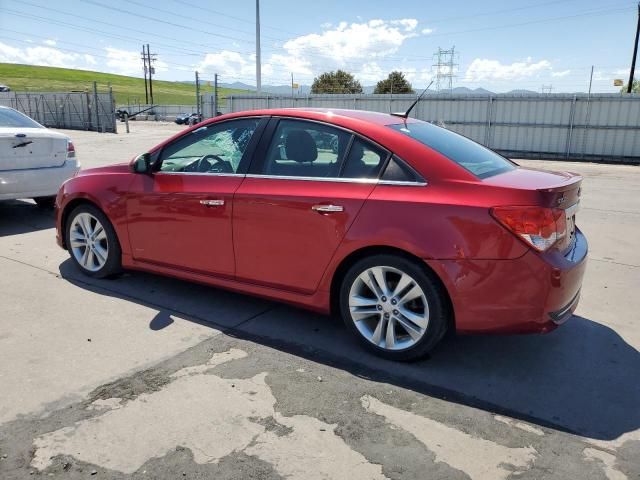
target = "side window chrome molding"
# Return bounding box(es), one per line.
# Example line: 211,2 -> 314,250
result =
243,174 -> 427,186
155,171 -> 246,177
378,179 -> 428,187
244,174 -> 379,184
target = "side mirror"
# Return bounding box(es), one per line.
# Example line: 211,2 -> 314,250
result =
131,153 -> 151,174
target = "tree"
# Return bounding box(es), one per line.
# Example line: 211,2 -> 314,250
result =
311,70 -> 363,94
374,71 -> 414,94
621,80 -> 640,93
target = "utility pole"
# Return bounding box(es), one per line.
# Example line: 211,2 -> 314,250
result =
195,71 -> 200,117
627,2 -> 640,93
588,65 -> 594,96
141,45 -> 149,104
256,0 -> 261,94
146,44 -> 157,104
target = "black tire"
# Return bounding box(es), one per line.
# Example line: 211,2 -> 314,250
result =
34,196 -> 56,209
65,204 -> 122,278
339,254 -> 449,361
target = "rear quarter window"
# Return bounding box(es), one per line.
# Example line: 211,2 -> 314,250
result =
389,122 -> 515,179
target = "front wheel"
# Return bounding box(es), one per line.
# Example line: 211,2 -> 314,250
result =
339,254 -> 449,361
66,204 -> 122,278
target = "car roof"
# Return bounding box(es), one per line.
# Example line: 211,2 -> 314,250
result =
218,108 -> 419,127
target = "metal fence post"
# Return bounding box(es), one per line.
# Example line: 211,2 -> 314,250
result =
484,96 -> 494,147
93,81 -> 101,132
565,95 -> 577,159
109,84 -> 116,133
86,91 -> 92,131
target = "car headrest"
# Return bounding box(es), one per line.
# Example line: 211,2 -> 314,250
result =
285,129 -> 318,163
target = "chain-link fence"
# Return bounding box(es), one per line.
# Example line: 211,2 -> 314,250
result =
0,85 -> 116,133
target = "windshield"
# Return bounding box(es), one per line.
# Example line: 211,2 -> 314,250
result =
389,122 -> 515,179
0,108 -> 44,129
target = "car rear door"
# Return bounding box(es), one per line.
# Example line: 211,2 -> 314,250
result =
126,117 -> 266,276
233,117 -> 389,294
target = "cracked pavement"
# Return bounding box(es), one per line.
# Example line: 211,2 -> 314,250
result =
0,122 -> 638,479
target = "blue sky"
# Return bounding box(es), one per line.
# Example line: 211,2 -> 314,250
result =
0,0 -> 638,92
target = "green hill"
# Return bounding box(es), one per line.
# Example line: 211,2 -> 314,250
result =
0,63 -> 250,105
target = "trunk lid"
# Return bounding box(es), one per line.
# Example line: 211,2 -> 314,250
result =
486,166 -> 582,253
0,127 -> 69,171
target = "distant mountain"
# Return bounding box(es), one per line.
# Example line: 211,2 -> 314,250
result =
506,89 -> 539,95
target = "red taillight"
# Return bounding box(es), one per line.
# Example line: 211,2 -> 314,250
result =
491,206 -> 567,252
67,141 -> 76,158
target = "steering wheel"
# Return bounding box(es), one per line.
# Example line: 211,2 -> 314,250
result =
195,154 -> 234,173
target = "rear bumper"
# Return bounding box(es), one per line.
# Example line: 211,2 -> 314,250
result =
0,160 -> 80,200
426,228 -> 588,334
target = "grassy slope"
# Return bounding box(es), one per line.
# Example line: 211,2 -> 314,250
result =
0,63 -> 249,105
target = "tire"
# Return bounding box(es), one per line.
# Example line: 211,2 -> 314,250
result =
339,254 -> 449,361
65,204 -> 122,278
34,196 -> 56,209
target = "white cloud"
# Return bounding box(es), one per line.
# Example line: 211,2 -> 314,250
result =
551,69 -> 571,78
465,57 -> 552,82
421,28 -> 434,35
197,19 -> 423,85
105,47 -> 167,77
0,41 -> 93,69
43,39 -> 57,46
282,19 -> 419,64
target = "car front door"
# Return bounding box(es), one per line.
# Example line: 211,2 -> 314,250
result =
126,117 -> 265,276
233,118 -> 389,294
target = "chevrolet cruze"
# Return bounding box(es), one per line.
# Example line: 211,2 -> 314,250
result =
55,108 -> 587,361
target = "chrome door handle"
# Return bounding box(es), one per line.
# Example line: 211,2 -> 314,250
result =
312,204 -> 343,213
200,199 -> 225,207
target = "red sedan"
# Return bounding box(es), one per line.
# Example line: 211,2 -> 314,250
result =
55,108 -> 587,361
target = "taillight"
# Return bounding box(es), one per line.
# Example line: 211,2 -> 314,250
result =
66,140 -> 76,158
491,206 -> 567,252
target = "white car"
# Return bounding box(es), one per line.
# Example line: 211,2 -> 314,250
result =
0,106 -> 80,208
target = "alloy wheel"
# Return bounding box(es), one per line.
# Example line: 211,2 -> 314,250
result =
69,212 -> 109,272
348,266 -> 430,351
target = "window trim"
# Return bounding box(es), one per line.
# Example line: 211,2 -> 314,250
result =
152,116 -> 269,175
247,116 -> 394,181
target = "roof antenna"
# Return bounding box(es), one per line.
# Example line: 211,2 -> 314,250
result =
391,80 -> 434,119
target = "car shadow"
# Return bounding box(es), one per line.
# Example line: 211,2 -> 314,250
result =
58,259 -> 639,442
0,200 -> 55,237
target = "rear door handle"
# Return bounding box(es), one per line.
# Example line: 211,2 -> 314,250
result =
200,199 -> 225,207
312,204 -> 344,213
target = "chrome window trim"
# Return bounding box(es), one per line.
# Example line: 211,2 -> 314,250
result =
378,180 -> 428,187
244,174 -> 379,184
155,171 -> 245,177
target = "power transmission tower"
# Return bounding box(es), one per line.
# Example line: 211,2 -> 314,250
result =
541,84 -> 553,94
432,46 -> 458,93
141,45 -> 149,104
146,44 -> 157,104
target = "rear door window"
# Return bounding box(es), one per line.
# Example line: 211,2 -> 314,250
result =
340,138 -> 388,179
389,122 -> 515,179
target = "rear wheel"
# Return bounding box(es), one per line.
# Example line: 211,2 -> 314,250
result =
339,254 -> 449,361
33,196 -> 55,209
66,204 -> 122,278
